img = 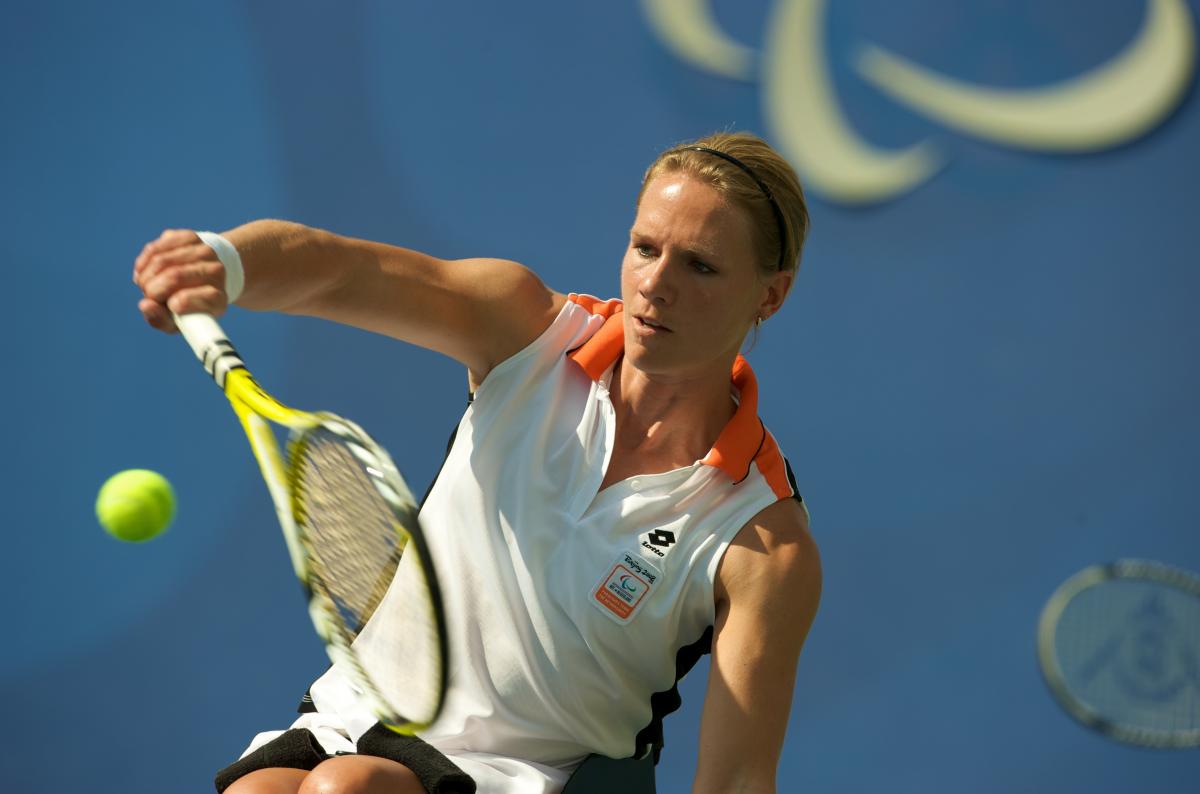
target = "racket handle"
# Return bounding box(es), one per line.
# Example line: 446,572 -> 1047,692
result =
173,312 -> 245,389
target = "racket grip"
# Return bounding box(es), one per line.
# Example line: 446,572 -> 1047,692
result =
173,312 -> 245,389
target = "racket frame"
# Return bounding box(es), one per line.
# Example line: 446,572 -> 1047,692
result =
1037,558 -> 1200,749
173,312 -> 447,734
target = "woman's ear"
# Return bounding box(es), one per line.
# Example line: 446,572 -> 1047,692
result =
758,270 -> 794,322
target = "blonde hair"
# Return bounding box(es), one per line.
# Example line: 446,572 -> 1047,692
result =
638,132 -> 809,276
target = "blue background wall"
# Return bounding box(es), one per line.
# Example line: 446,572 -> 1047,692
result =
2,1 -> 1197,791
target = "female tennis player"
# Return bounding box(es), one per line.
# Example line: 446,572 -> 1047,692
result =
134,132 -> 822,794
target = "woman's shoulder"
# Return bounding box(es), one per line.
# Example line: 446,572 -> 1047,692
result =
716,497 -> 821,612
469,288 -> 618,395
740,498 -> 816,569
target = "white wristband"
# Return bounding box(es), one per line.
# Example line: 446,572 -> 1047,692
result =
196,230 -> 245,305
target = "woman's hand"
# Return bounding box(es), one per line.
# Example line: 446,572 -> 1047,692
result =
133,228 -> 230,333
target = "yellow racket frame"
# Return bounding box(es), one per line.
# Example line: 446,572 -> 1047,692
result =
173,312 -> 446,734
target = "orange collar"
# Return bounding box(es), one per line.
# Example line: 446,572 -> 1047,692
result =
567,305 -> 766,484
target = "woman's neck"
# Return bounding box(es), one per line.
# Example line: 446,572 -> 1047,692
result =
607,356 -> 736,472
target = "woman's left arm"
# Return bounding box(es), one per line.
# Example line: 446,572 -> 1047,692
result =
692,498 -> 822,794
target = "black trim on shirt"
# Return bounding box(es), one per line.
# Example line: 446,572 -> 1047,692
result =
633,625 -> 714,764
784,457 -> 803,504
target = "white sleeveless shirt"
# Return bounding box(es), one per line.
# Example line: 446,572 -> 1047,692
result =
304,295 -> 796,792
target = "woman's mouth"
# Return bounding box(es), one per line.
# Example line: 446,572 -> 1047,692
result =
635,315 -> 671,333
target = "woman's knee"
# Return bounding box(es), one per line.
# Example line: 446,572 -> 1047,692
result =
298,755 -> 425,794
223,767 -> 309,794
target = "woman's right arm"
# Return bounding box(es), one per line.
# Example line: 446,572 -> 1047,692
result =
133,221 -> 565,382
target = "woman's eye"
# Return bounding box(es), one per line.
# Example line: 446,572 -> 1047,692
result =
692,260 -> 715,274
635,245 -> 655,258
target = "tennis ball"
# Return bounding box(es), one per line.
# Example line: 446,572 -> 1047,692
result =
96,469 -> 176,542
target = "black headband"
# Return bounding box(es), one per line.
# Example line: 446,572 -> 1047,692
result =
686,146 -> 788,271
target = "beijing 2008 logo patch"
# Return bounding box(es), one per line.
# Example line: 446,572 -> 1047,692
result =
592,551 -> 662,624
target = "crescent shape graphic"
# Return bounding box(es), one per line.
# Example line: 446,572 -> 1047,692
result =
639,0 -> 756,80
764,0 -> 941,205
854,0 -> 1196,151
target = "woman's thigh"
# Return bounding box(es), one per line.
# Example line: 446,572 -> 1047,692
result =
224,767 -> 308,794
300,755 -> 427,794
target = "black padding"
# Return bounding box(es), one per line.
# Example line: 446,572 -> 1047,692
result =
214,728 -> 328,792
357,723 -> 477,793
561,753 -> 657,793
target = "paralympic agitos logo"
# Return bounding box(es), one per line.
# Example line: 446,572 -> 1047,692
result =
642,0 -> 1196,205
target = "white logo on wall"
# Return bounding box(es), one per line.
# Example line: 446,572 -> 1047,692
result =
642,0 -> 1195,205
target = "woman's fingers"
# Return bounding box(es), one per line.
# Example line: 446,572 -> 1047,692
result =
138,284 -> 227,334
138,297 -> 177,333
134,229 -> 201,276
136,241 -> 214,287
165,284 -> 228,317
141,257 -> 224,305
134,229 -> 230,335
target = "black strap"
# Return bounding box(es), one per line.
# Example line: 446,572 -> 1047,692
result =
357,723 -> 476,793
214,729 -> 327,792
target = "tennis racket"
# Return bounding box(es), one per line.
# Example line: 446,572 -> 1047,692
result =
1037,559 -> 1200,748
173,311 -> 448,734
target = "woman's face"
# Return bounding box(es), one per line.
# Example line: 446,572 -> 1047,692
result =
621,173 -> 789,382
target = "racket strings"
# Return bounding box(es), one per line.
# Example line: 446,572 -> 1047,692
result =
1054,579 -> 1200,740
289,425 -> 446,728
291,431 -> 406,634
